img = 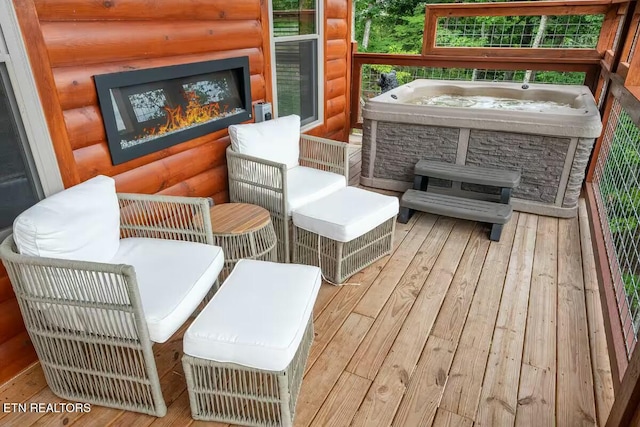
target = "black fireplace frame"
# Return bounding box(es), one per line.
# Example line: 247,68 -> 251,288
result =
95,56 -> 252,165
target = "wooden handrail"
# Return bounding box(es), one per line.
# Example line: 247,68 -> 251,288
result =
423,0 -> 622,56
423,0 -> 613,16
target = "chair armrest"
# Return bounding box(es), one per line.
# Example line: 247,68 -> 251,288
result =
117,193 -> 214,244
226,146 -> 288,216
0,234 -> 137,301
299,135 -> 349,181
0,234 -> 151,341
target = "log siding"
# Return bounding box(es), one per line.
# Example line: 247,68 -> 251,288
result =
0,0 -> 351,384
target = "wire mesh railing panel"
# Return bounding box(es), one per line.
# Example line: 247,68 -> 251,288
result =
435,14 -> 604,49
359,64 -> 585,101
628,21 -> 640,63
593,98 -> 640,358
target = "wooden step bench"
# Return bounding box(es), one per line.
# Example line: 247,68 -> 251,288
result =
414,160 -> 521,203
399,190 -> 512,241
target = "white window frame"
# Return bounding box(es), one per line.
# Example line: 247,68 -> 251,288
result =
268,0 -> 324,132
0,1 -> 63,199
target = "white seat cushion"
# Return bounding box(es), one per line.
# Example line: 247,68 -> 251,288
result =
292,187 -> 399,242
184,259 -> 321,371
111,238 -> 224,343
286,166 -> 346,215
228,115 -> 301,169
13,175 -> 120,263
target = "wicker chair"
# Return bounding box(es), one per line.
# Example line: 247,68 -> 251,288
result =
0,176 -> 224,417
227,115 -> 349,262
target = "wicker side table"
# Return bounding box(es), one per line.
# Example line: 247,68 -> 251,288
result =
207,203 -> 278,283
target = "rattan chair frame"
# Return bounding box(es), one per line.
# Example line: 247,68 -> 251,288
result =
227,135 -> 349,263
182,318 -> 313,426
0,193 -> 216,417
292,216 -> 397,284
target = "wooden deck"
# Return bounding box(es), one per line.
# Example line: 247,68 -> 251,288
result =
0,199 -> 614,426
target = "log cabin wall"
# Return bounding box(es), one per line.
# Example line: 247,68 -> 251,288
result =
1,0 -> 351,384
308,0 -> 352,141
16,0 -> 274,202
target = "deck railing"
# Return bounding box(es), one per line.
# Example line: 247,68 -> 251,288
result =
591,97 -> 640,362
350,0 -> 625,129
586,73 -> 640,427
350,0 -> 640,423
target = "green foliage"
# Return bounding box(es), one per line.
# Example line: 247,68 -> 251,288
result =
435,26 -> 486,48
624,274 -> 640,316
355,0 -> 604,63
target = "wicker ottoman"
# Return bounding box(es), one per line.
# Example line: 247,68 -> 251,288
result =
292,186 -> 399,284
182,259 -> 321,426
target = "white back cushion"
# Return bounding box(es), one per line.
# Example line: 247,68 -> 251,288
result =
228,114 -> 300,169
13,175 -> 120,263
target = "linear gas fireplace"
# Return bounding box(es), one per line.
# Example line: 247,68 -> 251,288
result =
95,57 -> 252,165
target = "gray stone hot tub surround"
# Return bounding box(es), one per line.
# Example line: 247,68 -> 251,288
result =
360,80 -> 602,218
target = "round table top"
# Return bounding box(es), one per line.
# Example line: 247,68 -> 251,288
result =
208,203 -> 272,234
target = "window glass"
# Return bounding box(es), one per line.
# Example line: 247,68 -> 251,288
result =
272,0 -> 316,37
0,65 -> 39,230
275,40 -> 318,125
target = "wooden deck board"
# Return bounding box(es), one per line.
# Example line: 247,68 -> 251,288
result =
475,213 -> 538,427
391,336 -> 457,427
429,225 -> 491,344
351,221 -> 475,427
0,202 -> 613,427
438,212 -> 520,420
515,216 -> 558,426
309,372 -> 371,427
0,364 -> 46,420
353,214 -> 438,318
557,216 -> 598,426
346,216 -> 456,379
432,408 -> 474,427
579,200 -> 615,427
392,225 -> 488,426
295,313 -> 373,427
306,213 -> 422,372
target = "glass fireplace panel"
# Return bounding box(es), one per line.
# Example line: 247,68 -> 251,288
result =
110,69 -> 245,150
95,56 -> 252,165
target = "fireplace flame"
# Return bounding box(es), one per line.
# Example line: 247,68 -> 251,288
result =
141,91 -> 230,138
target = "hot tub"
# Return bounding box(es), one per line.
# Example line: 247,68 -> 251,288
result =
360,79 -> 603,217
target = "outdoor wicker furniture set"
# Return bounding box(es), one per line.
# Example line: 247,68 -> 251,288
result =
227,114 -> 399,284
0,114 -> 400,424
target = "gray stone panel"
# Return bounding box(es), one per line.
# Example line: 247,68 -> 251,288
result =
562,137 -> 595,208
466,130 -> 570,203
362,120 -> 373,178
372,121 -> 458,183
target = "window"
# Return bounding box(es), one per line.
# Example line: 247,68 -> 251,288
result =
0,64 -> 42,234
271,0 -> 323,127
0,0 -> 63,237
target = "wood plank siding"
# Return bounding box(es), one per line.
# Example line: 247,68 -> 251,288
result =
1,0 -> 351,384
0,199 -> 615,425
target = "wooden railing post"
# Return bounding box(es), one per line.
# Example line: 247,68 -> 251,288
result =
350,42 -> 362,130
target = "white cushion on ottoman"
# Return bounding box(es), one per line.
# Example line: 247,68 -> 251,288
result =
183,259 -> 321,371
292,187 -> 399,242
